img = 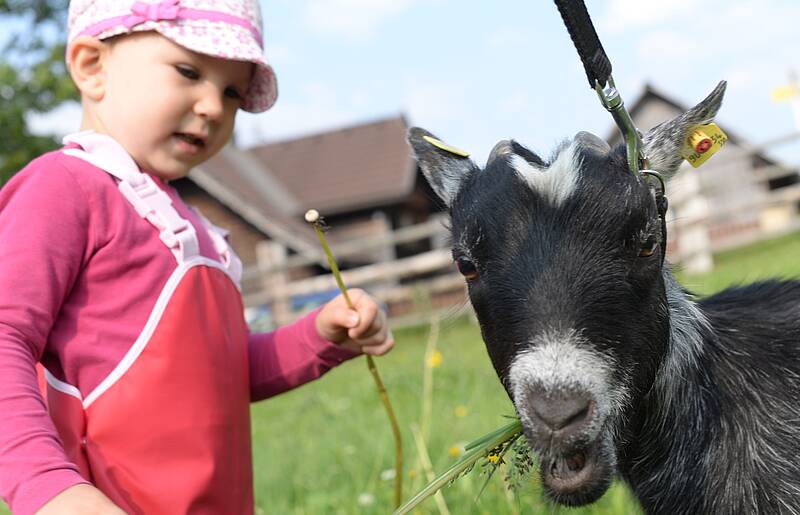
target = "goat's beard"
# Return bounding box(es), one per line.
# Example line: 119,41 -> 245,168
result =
527,425 -> 617,507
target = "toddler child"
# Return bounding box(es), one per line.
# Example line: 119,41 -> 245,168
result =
0,1 -> 394,513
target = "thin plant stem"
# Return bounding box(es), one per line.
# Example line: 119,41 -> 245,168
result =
308,213 -> 403,508
420,314 -> 440,442
410,423 -> 452,515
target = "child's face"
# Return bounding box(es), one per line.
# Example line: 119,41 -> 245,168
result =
94,32 -> 254,180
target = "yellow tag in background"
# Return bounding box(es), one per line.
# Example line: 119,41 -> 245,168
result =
679,123 -> 727,168
422,135 -> 470,158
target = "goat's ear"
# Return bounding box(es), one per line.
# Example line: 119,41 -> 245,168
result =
642,80 -> 726,179
407,127 -> 478,207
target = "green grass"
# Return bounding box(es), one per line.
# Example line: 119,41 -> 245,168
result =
3,230 -> 799,515
676,229 -> 800,295
250,316 -> 641,515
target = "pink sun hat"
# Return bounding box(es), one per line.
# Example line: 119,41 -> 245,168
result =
67,0 -> 277,112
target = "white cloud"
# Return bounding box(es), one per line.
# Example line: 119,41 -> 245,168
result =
402,77 -> 467,129
597,0 -> 694,33
485,28 -> 531,50
236,82 -> 363,147
634,30 -> 702,66
305,0 -> 415,40
612,0 -> 800,97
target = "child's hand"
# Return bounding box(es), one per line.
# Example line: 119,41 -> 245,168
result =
36,484 -> 127,514
316,289 -> 394,356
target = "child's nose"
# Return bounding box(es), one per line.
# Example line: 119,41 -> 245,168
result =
194,85 -> 225,121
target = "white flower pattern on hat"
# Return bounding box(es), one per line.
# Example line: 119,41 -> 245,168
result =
67,0 -> 277,112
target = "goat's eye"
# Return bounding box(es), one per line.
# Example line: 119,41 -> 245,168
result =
639,236 -> 658,258
456,256 -> 479,280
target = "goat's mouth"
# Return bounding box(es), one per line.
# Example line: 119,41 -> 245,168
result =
536,436 -> 614,506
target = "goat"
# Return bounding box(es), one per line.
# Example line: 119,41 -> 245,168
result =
407,81 -> 800,514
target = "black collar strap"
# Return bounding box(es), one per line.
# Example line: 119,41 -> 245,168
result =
641,170 -> 669,266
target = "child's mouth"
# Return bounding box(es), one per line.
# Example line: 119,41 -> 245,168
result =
174,132 -> 206,152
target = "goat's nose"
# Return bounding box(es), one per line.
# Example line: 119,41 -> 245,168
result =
530,391 -> 593,436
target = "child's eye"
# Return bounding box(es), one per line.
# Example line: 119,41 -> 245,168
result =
175,65 -> 199,80
224,87 -> 244,101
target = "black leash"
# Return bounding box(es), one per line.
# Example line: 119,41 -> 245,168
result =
553,0 -> 611,89
552,0 -> 644,175
553,0 -> 669,265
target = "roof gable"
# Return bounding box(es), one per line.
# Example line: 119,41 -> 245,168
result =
189,115 -> 416,253
249,115 -> 415,215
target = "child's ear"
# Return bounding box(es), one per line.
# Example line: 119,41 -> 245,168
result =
67,36 -> 109,101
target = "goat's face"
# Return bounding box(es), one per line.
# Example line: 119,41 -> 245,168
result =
408,81 -> 726,507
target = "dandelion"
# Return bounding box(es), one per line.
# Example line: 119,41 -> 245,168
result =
408,468 -> 418,479
426,350 -> 443,368
454,405 -> 468,418
307,210 -> 403,508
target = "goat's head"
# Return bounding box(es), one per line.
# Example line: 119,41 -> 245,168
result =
408,81 -> 726,506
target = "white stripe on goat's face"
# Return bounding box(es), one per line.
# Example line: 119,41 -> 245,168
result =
510,144 -> 581,206
509,330 -> 627,442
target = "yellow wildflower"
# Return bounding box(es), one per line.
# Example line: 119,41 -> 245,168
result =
448,445 -> 463,458
454,405 -> 468,418
427,350 -> 443,368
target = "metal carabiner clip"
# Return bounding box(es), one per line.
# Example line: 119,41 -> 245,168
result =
594,75 -> 646,175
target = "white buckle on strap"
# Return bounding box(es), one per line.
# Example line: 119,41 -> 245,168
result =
118,174 -> 199,263
62,130 -> 200,263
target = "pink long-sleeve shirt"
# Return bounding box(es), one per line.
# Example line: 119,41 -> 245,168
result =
0,148 -> 359,514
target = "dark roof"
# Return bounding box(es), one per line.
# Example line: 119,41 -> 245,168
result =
250,115 -> 415,215
189,115 -> 415,252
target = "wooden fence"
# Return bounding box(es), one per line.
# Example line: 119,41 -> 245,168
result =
242,214 -> 467,327
241,132 -> 800,326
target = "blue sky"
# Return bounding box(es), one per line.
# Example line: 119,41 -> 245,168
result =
22,0 -> 800,166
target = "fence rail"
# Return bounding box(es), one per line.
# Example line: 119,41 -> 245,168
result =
244,215 -> 462,327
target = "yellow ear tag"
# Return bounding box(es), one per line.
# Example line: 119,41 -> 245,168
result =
422,135 -> 470,158
679,123 -> 727,168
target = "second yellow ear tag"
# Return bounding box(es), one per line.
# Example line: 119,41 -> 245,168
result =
679,123 -> 727,168
422,135 -> 470,158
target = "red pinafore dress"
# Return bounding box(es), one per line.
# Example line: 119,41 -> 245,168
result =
40,131 -> 254,514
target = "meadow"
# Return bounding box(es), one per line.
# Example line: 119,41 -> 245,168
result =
2,229 -> 799,514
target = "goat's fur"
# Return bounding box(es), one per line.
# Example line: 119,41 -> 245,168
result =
408,80 -> 800,514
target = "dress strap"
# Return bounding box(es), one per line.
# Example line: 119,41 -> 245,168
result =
190,207 -> 243,287
62,131 -> 199,263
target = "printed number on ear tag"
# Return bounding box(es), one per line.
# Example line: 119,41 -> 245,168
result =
679,123 -> 727,168
422,135 -> 470,158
